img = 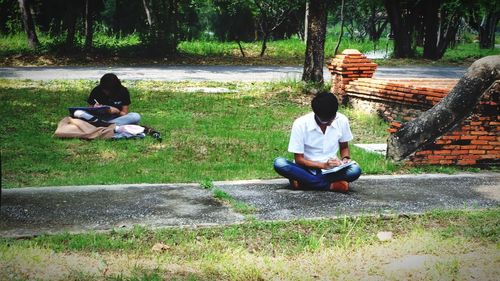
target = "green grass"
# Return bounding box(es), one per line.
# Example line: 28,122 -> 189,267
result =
1,209 -> 499,280
1,32 -> 498,66
0,79 -> 483,188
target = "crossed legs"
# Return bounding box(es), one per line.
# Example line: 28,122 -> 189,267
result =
273,157 -> 362,191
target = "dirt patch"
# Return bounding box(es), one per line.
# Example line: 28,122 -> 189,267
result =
0,246 -> 198,280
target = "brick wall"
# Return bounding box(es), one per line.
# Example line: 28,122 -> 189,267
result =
388,82 -> 499,166
346,78 -> 458,122
328,49 -> 499,166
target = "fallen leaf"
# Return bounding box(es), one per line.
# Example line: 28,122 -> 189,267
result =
151,243 -> 170,253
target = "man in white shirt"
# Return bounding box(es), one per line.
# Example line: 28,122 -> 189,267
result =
273,91 -> 362,193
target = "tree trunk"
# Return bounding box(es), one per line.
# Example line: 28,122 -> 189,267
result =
237,40 -> 246,57
333,0 -> 344,56
384,0 -> 413,58
142,0 -> 153,26
259,32 -> 268,57
387,55 -> 500,161
373,20 -> 388,41
18,0 -> 39,49
64,2 -> 77,49
479,12 -> 499,49
169,0 -> 179,54
436,12 -> 461,59
304,1 -> 309,43
422,0 -> 441,60
84,0 -> 94,51
302,0 -> 327,83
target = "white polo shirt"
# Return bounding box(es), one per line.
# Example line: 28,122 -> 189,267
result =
288,112 -> 353,162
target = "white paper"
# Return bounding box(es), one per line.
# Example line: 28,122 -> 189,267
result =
321,161 -> 354,174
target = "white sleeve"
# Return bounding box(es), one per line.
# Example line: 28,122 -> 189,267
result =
288,120 -> 304,154
339,118 -> 353,143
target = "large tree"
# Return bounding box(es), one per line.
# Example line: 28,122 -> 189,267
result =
212,0 -> 255,56
302,0 -> 327,83
253,0 -> 300,57
387,55 -> 500,161
140,0 -> 181,55
84,0 -> 103,51
422,0 -> 462,60
384,0 -> 416,58
466,0 -> 500,49
17,0 -> 38,49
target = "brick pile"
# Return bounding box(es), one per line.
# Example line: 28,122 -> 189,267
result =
327,49 -> 377,99
387,81 -> 499,166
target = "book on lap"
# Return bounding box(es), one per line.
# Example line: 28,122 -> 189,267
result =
321,161 -> 354,174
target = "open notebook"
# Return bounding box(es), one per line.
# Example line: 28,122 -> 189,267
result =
321,161 -> 354,174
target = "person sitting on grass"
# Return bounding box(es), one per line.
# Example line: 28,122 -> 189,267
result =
273,91 -> 362,193
72,73 -> 141,127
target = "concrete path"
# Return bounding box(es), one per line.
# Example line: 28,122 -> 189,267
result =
0,65 -> 467,82
1,172 -> 498,238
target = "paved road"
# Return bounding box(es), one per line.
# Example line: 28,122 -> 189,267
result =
0,65 -> 467,82
1,172 -> 498,237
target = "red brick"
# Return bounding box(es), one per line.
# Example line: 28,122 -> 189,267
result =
480,146 -> 494,150
442,145 -> 460,150
461,145 -> 478,150
451,150 -> 469,155
390,122 -> 402,128
469,150 -> 486,154
427,155 -> 445,160
480,154 -> 495,159
416,150 -> 433,155
471,140 -> 489,145
457,159 -> 476,165
478,136 -> 496,140
442,135 -> 460,140
434,150 -> 452,155
460,136 -> 478,140
462,155 -> 481,159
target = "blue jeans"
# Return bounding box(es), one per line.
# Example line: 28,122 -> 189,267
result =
102,112 -> 141,126
273,157 -> 362,190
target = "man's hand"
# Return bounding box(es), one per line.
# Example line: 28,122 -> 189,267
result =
341,157 -> 351,164
108,106 -> 121,115
324,158 -> 342,169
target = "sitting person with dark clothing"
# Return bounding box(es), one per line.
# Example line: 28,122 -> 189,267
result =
72,73 -> 141,126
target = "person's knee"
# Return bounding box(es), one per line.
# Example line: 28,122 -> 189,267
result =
346,164 -> 362,182
128,112 -> 141,124
273,157 -> 289,172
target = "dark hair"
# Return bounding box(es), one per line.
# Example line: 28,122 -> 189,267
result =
99,73 -> 121,92
311,91 -> 339,120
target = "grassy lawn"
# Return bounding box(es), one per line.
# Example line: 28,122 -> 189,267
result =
1,79 -> 485,188
0,208 -> 498,280
1,33 -> 498,66
1,79 -> 402,188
